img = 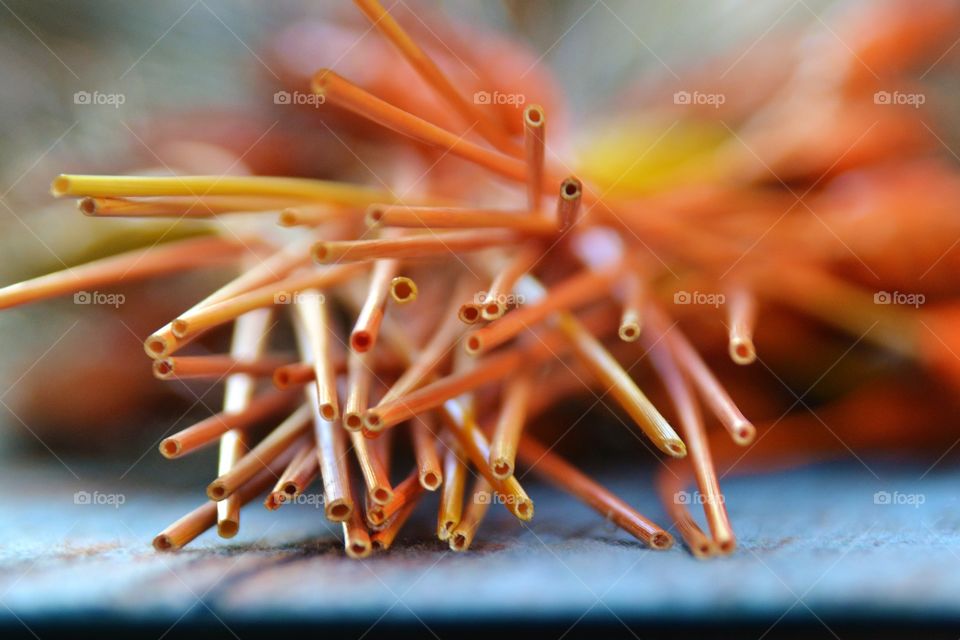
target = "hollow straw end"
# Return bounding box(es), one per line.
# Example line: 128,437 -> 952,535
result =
731,421 -> 756,446
50,175 -> 71,197
310,68 -> 336,98
662,438 -> 688,458
729,339 -> 757,365
650,531 -> 674,550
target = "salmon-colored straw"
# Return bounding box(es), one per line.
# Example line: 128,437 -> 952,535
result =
411,414 -> 443,490
367,308 -> 614,431
342,477 -> 373,559
172,263 -> 366,340
655,465 -> 715,559
279,445 -> 319,500
458,302 -> 482,324
278,204 -> 356,227
366,205 -> 558,234
618,269 -> 645,342
152,354 -> 292,381
523,104 -> 546,212
313,70 -> 530,184
372,495 -> 421,551
145,239 -> 313,359
265,441 -> 314,510
79,195 -> 299,218
449,477 -> 493,552
217,308 -> 273,537
343,351 -> 374,431
309,387 -> 353,522
389,276 -> 418,303
556,177 -> 583,230
0,234 -> 245,312
464,264 -> 622,356
153,451 -> 293,551
376,468 -> 424,524
273,362 -> 316,389
489,371 -> 534,480
351,259 -> 398,352
727,286 -> 757,365
52,173 -> 393,206
160,389 -> 297,458
437,441 -> 467,539
349,429 -> 394,505
556,310 -> 687,458
379,285 -> 469,404
644,315 -> 735,553
207,404 -> 312,502
312,229 -> 523,264
482,244 -> 540,320
650,304 -> 756,445
352,0 -> 520,156
438,399 -> 533,521
517,435 -> 674,550
294,290 -> 341,421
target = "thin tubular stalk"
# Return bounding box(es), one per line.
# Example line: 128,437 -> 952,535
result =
0,234 -> 244,311
489,371 -> 534,480
313,229 -> 521,264
517,436 -> 673,549
146,239 -> 313,359
81,195 -> 303,217
349,429 -> 394,505
343,351 -> 374,430
618,270 -> 645,342
153,354 -> 291,381
556,177 -> 583,230
351,259 -> 398,352
153,452 -> 292,551
310,388 -> 353,522
643,322 -> 735,553
438,399 -> 533,521
217,308 -> 273,537
379,286 -> 469,404
656,470 -> 715,559
278,204 -> 355,227
556,311 -> 686,458
172,263 -> 365,340
727,286 -> 757,365
52,173 -> 393,206
294,291 -> 341,421
377,469 -> 424,524
160,389 -> 297,458
650,304 -> 756,445
482,244 -> 540,320
372,496 -> 420,551
438,441 -> 467,539
342,476 -> 373,559
266,441 -> 314,509
207,404 -> 312,501
273,362 -> 316,389
352,0 -> 520,155
523,104 -> 546,211
313,70 -> 529,184
465,264 -> 621,355
411,414 -> 443,490
368,205 -> 557,233
281,445 -> 320,498
449,477 -> 493,552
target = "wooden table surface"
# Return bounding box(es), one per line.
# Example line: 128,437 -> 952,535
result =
1,455 -> 958,638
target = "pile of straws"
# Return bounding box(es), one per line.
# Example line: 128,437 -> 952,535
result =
6,0 -> 960,559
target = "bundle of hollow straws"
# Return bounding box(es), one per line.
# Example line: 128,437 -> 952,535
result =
6,0 -> 960,559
